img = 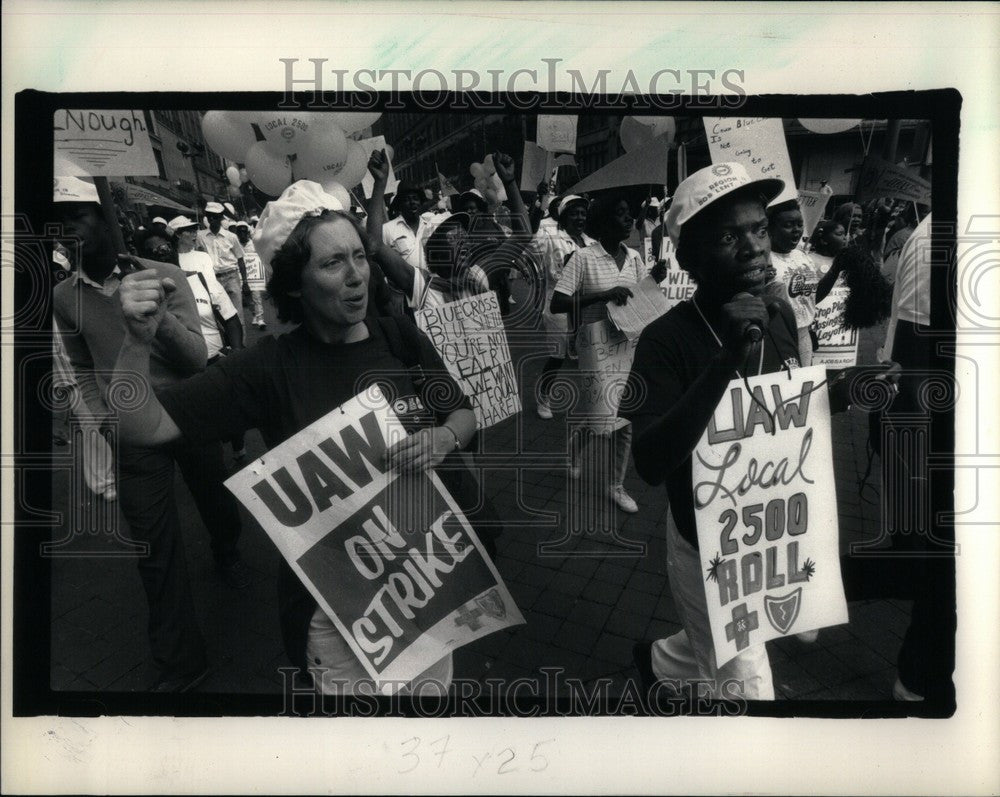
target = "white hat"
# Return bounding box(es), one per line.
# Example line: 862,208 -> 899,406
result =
253,180 -> 345,269
167,215 -> 199,235
53,176 -> 99,204
645,197 -> 662,209
152,216 -> 168,226
233,220 -> 249,230
556,194 -> 586,217
665,162 -> 784,246
223,202 -> 237,216
250,215 -> 260,224
204,201 -> 225,215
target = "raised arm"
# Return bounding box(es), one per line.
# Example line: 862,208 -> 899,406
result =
365,149 -> 416,297
113,272 -> 185,447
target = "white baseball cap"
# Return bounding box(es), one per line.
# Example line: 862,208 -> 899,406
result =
223,202 -> 237,216
253,180 -> 345,269
152,216 -> 168,225
167,215 -> 199,235
53,176 -> 99,204
664,162 -> 784,246
556,194 -> 586,217
204,201 -> 225,215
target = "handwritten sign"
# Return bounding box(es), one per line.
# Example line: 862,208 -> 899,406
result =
54,109 -> 158,177
812,281 -> 858,368
224,388 -> 523,693
416,292 -> 521,429
657,233 -> 696,309
797,189 -> 832,240
692,366 -> 848,666
574,320 -> 637,432
703,117 -> 797,205
244,247 -> 266,291
855,155 -> 932,205
607,276 -> 670,340
359,135 -> 399,199
537,115 -> 578,154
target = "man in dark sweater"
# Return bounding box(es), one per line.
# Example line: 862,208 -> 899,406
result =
52,176 -> 215,692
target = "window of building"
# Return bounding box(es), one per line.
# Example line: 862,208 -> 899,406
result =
152,148 -> 167,180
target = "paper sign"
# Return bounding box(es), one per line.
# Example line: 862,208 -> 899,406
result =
521,141 -> 551,192
537,115 -> 578,153
416,292 -> 521,429
607,276 -> 670,339
54,109 -> 158,177
692,365 -> 848,667
657,234 -> 696,309
797,189 -> 832,239
224,388 -> 523,692
359,135 -> 398,199
855,155 -> 932,205
574,320 -> 637,432
704,117 -> 798,205
244,248 -> 265,291
812,281 -> 858,368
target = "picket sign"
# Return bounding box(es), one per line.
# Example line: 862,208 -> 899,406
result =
416,291 -> 521,429
812,280 -> 859,368
574,320 -> 637,433
703,117 -> 798,205
692,365 -> 848,666
243,247 -> 266,291
224,387 -> 523,693
54,109 -> 159,177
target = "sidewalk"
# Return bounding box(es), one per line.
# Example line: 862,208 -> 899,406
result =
49,286 -> 910,701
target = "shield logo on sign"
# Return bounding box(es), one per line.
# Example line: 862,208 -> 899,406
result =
764,588 -> 803,634
475,588 -> 507,621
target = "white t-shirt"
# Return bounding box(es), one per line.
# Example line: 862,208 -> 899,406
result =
881,214 -> 931,360
554,241 -> 646,328
770,248 -> 821,329
178,250 -> 238,359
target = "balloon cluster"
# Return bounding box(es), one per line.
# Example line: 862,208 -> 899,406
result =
469,155 -> 507,205
201,111 -> 384,199
619,116 -> 676,152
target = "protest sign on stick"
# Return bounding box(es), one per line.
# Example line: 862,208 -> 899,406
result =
656,233 -> 696,309
225,387 -> 524,693
797,189 -> 832,240
692,365 -> 848,667
54,109 -> 159,177
607,275 -> 670,340
574,320 -> 637,432
243,247 -> 266,291
855,155 -> 932,205
537,115 -> 578,153
416,291 -> 521,429
703,117 -> 798,205
812,281 -> 859,368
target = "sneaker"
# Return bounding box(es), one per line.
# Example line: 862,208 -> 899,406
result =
892,676 -> 925,702
100,485 -> 118,502
150,664 -> 210,693
795,629 -> 819,643
536,400 -> 553,420
216,557 -> 252,589
611,486 -> 639,514
254,320 -> 266,329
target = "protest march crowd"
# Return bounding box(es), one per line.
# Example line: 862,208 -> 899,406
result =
48,110 -> 952,710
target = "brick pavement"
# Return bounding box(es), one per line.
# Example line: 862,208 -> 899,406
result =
48,280 -> 911,702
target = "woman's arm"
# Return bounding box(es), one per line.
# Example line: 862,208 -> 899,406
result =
384,408 -> 477,473
366,149 -> 417,297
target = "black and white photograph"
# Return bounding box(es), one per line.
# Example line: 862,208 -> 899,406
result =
3,2 -> 998,795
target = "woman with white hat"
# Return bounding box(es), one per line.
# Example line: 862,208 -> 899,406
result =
107,179 -> 482,696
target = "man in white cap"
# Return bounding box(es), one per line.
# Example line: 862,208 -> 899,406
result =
623,163 -> 899,704
51,176 -> 216,692
198,201 -> 249,325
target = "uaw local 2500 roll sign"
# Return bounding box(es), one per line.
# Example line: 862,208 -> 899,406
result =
692,365 -> 847,666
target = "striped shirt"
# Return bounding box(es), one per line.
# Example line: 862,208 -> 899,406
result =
531,228 -> 596,300
554,241 -> 646,327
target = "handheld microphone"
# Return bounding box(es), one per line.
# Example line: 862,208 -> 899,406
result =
738,297 -> 783,343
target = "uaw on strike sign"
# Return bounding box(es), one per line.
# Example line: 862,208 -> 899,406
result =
692,365 -> 847,666
225,387 -> 523,693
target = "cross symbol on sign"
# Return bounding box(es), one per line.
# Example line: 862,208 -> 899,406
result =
725,602 -> 759,651
454,604 -> 485,631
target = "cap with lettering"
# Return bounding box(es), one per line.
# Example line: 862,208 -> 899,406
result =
53,176 -> 100,204
664,162 -> 784,246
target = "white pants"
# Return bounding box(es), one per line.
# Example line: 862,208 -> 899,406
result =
651,509 -> 775,700
305,606 -> 453,696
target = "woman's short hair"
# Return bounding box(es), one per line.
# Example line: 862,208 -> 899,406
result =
266,209 -> 372,324
585,192 -> 631,239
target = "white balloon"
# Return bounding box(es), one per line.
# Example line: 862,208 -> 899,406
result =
317,179 -> 352,210
245,141 -> 292,197
332,140 -> 370,189
798,118 -> 862,135
250,112 -> 317,155
201,111 -> 258,162
225,165 -> 241,188
319,112 -> 382,134
295,123 -> 349,183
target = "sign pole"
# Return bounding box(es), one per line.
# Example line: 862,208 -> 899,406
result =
93,176 -> 128,255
